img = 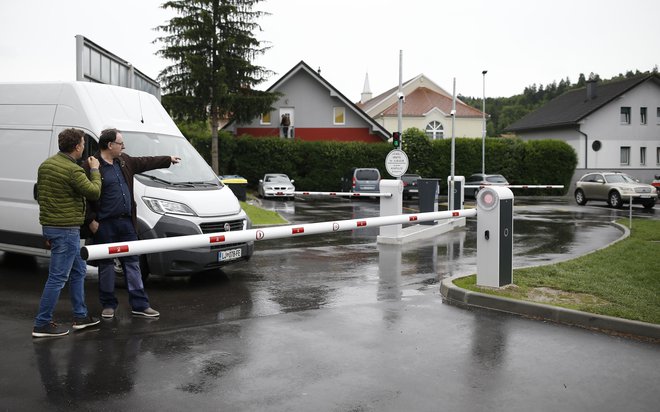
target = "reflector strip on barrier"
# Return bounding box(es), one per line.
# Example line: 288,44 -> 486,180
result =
109,245 -> 129,254
294,191 -> 392,198
81,209 -> 477,260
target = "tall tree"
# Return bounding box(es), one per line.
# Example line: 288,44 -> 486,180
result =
155,0 -> 278,173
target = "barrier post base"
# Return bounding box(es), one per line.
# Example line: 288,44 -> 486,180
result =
378,217 -> 466,245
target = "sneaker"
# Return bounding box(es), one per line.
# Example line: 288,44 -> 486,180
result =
101,308 -> 115,319
72,315 -> 101,330
32,322 -> 69,338
132,307 -> 160,318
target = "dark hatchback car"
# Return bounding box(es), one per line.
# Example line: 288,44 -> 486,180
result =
401,174 -> 421,199
464,173 -> 509,197
341,168 -> 381,193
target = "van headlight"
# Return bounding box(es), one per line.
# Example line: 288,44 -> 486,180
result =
143,197 -> 197,216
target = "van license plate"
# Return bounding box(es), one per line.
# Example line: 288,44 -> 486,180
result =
218,248 -> 242,262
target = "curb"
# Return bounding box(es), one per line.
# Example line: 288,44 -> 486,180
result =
440,276 -> 660,341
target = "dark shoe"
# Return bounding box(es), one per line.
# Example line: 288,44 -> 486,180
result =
72,315 -> 101,330
101,308 -> 115,319
32,322 -> 70,338
132,307 -> 160,318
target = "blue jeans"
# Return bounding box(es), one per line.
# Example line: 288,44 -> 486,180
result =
95,217 -> 150,311
34,227 -> 89,327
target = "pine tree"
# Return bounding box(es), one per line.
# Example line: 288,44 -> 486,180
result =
155,0 -> 279,173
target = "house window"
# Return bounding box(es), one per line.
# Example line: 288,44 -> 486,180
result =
657,147 -> 660,165
260,112 -> 271,125
620,107 -> 631,124
657,107 -> 660,124
640,147 -> 646,165
620,146 -> 631,165
425,121 -> 444,139
333,107 -> 345,125
640,107 -> 647,125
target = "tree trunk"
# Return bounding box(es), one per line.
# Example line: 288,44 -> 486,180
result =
210,107 -> 219,175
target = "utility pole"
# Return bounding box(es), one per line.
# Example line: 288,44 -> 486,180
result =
482,70 -> 487,176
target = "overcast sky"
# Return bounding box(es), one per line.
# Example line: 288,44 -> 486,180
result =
1,0 -> 658,100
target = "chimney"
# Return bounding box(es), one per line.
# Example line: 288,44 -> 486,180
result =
586,80 -> 597,100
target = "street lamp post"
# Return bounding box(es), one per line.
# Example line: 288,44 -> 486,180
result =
482,70 -> 487,176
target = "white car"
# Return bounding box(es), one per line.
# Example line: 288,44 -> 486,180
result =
258,173 -> 296,200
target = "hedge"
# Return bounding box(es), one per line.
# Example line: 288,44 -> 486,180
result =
186,127 -> 577,195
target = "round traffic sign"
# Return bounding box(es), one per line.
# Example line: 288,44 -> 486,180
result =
385,149 -> 409,177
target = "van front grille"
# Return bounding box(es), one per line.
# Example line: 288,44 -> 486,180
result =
199,219 -> 245,234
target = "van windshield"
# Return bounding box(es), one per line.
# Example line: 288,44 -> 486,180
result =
122,132 -> 218,184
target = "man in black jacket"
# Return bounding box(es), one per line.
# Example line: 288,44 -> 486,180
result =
85,128 -> 180,319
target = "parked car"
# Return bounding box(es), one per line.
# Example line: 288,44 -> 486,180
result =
401,174 -> 421,199
258,173 -> 296,200
464,173 -> 509,198
341,167 -> 381,193
574,172 -> 657,209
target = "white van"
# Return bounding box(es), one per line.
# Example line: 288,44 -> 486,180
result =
0,82 -> 253,278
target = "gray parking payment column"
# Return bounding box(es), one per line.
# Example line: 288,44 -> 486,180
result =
476,186 -> 514,287
447,175 -> 465,211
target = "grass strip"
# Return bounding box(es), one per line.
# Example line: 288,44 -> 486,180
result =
240,201 -> 288,226
453,218 -> 660,324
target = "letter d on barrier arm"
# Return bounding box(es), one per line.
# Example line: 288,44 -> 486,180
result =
476,186 -> 513,287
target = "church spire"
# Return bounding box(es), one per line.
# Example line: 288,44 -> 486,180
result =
360,72 -> 372,104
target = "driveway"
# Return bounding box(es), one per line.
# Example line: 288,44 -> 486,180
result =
1,196 -> 658,411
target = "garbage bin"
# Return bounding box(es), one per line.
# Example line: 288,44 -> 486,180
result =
417,178 -> 439,225
219,175 -> 248,201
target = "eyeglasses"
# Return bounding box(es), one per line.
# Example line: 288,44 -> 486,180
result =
113,141 -> 125,148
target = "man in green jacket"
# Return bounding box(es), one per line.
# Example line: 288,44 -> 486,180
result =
33,128 -> 102,338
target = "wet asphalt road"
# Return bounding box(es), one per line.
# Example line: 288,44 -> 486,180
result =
1,196 -> 659,411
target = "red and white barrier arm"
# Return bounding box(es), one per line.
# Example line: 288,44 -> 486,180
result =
294,191 -> 392,197
464,185 -> 564,189
81,209 -> 476,261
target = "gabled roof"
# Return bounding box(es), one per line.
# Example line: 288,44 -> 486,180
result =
357,74 -> 482,118
378,87 -> 483,118
506,74 -> 660,132
268,61 -> 390,139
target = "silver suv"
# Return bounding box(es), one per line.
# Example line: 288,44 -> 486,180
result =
574,172 -> 657,209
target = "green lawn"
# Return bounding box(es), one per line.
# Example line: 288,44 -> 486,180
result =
454,218 -> 660,324
240,200 -> 288,226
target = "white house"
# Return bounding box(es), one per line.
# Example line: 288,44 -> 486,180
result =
506,74 -> 660,185
357,74 -> 485,139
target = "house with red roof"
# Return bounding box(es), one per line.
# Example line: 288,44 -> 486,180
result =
357,74 -> 485,139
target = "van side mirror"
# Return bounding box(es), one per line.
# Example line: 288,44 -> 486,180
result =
33,183 -> 38,201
